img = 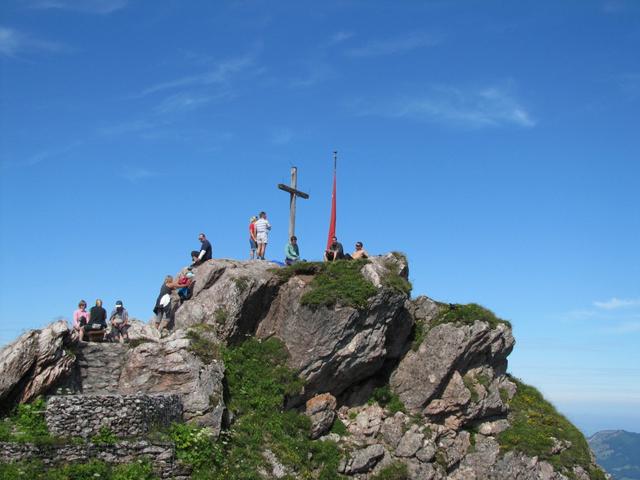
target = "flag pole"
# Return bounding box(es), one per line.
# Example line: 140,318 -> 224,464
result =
326,151 -> 338,250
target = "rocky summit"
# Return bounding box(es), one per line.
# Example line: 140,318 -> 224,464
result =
0,254 -> 608,479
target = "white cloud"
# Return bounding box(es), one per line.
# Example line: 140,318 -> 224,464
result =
593,297 -> 640,310
29,0 -> 128,14
328,31 -> 354,46
358,85 -> 535,129
289,61 -> 335,88
140,54 -> 255,97
0,26 -> 66,57
154,92 -> 230,115
605,321 -> 640,334
346,32 -> 440,57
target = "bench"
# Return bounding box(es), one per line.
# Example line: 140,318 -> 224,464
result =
86,329 -> 107,342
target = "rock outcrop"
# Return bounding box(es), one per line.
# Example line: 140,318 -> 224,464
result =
0,255 -> 607,480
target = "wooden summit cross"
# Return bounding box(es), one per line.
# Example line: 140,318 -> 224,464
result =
278,167 -> 309,238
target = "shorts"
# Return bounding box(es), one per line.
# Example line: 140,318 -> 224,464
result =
249,238 -> 257,250
256,232 -> 268,244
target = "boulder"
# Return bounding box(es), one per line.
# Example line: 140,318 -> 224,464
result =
339,444 -> 386,474
305,393 -> 337,440
390,321 -> 514,414
174,259 -> 280,341
257,275 -> 410,399
0,320 -> 75,409
118,330 -> 225,434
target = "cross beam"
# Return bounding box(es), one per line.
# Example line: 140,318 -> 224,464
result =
278,167 -> 310,238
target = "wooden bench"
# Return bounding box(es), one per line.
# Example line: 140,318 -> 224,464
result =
86,329 -> 107,342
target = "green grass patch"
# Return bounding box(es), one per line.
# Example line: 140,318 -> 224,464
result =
431,303 -> 511,330
463,374 -> 480,403
273,261 -> 324,282
0,397 -> 53,444
168,337 -> 345,479
91,426 -> 117,445
214,308 -> 228,326
370,461 -> 409,480
186,327 -> 220,364
381,258 -> 412,295
0,459 -> 157,480
330,418 -> 349,436
410,320 -> 426,351
300,260 -> 377,309
368,386 -> 406,415
498,378 -> 606,480
233,276 -> 250,294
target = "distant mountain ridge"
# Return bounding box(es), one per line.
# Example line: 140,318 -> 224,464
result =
589,430 -> 640,480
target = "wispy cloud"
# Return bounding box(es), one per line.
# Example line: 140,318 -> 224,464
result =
29,0 -> 128,14
139,54 -> 255,97
602,0 -> 639,14
289,61 -> 335,88
270,127 -> 293,145
356,85 -> 535,129
605,321 -> 640,334
121,166 -> 157,183
594,297 -> 640,310
154,91 -> 231,115
346,31 -> 440,57
328,31 -> 354,46
1,140 -> 83,169
0,26 -> 67,57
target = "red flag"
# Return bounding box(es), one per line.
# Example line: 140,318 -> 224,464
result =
326,154 -> 337,250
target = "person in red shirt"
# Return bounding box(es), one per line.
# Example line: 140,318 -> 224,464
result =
249,216 -> 258,259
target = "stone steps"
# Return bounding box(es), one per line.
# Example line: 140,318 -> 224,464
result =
74,342 -> 129,395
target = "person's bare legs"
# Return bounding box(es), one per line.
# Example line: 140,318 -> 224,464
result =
78,327 -> 84,342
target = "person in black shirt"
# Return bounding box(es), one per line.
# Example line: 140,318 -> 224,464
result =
154,275 -> 175,333
84,299 -> 107,341
191,233 -> 212,266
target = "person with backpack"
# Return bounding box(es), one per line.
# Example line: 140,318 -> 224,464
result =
153,276 -> 175,333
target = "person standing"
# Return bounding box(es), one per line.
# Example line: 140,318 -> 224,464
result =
154,275 -> 175,333
254,212 -> 271,260
191,233 -> 212,266
72,300 -> 90,342
109,300 -> 129,343
249,216 -> 258,259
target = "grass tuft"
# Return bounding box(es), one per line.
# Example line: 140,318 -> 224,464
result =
368,385 -> 406,414
498,378 -> 607,480
300,260 -> 377,309
431,303 -> 511,330
371,460 -> 409,480
186,327 -> 220,364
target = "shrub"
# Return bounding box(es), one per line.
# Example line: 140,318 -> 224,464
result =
0,397 -> 52,443
91,426 -> 117,445
330,418 -> 349,436
432,303 -> 511,329
0,460 -> 158,480
186,328 -> 219,364
499,378 -> 607,480
369,386 -> 406,414
300,260 -> 377,309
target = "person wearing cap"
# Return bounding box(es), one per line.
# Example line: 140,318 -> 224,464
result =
351,242 -> 369,260
324,236 -> 344,262
109,300 -> 129,343
249,216 -> 258,259
191,233 -> 213,266
73,300 -> 90,341
254,211 -> 271,260
285,236 -> 300,265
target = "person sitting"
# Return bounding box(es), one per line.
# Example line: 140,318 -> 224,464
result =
191,233 -> 212,266
109,300 -> 129,343
351,241 -> 369,260
324,236 -> 344,262
73,300 -> 90,341
153,275 -> 175,333
173,271 -> 195,301
285,236 -> 300,265
85,299 -> 107,341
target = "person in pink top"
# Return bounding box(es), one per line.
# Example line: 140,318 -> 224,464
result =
73,300 -> 90,341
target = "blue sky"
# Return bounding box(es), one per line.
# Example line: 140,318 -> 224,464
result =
1,0 -> 639,435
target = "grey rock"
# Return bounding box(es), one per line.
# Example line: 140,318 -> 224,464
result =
390,321 -> 514,414
118,330 -> 225,434
380,412 -> 407,448
0,320 -> 74,408
174,259 -> 280,341
340,444 -> 385,474
263,449 -> 288,479
306,393 -> 337,439
396,425 -> 425,457
477,419 -> 510,436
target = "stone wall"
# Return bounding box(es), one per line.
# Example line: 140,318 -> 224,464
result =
0,440 -> 191,479
45,394 -> 183,438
